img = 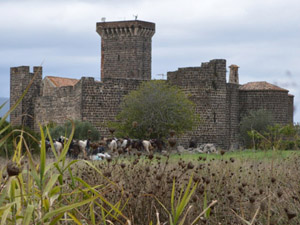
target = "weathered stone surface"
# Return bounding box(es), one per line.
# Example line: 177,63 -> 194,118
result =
197,143 -> 217,154
97,20 -> 155,81
177,146 -> 186,153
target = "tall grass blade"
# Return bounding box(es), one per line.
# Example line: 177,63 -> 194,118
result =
49,213 -> 64,225
203,189 -> 211,218
39,124 -> 46,185
74,176 -> 128,222
67,212 -> 83,225
231,209 -> 251,225
0,132 -> 13,149
57,119 -> 75,162
42,195 -> 98,222
46,126 -> 58,159
250,207 -> 260,225
173,174 -> 197,224
43,174 -> 60,197
171,178 -> 175,217
90,201 -> 96,225
23,204 -> 34,225
0,124 -> 11,136
178,205 -> 193,225
191,200 -> 218,225
1,205 -> 12,225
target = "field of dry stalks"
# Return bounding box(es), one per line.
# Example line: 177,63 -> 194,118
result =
1,150 -> 299,224
65,150 -> 300,224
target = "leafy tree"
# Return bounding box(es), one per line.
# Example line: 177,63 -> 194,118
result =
111,80 -> 200,139
49,120 -> 100,141
240,109 -> 274,148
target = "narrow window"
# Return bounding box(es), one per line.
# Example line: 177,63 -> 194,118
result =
213,112 -> 216,123
212,80 -> 217,90
117,55 -> 120,61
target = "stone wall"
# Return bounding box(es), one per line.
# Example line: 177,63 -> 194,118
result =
42,77 -> 56,96
10,66 -> 42,129
167,59 -> 229,149
239,90 -> 291,125
226,83 -> 240,149
81,77 -> 142,137
288,95 -> 294,124
34,82 -> 82,131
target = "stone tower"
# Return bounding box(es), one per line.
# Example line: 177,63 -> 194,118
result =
10,66 -> 42,129
96,20 -> 155,80
229,64 -> 239,84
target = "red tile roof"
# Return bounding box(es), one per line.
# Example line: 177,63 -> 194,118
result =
239,81 -> 288,92
46,76 -> 79,87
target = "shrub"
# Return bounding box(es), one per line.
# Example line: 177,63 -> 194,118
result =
110,80 -> 200,139
251,123 -> 300,150
240,109 -> 274,148
49,120 -> 100,141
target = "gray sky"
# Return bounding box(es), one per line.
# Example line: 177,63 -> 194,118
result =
1,0 -> 299,121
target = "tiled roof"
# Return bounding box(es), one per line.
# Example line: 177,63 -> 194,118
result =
239,81 -> 288,92
46,76 -> 79,87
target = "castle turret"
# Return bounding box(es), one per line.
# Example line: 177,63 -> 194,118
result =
96,20 -> 155,81
229,64 -> 239,84
10,66 -> 42,129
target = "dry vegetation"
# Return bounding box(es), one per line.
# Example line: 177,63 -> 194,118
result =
61,151 -> 300,225
1,140 -> 300,224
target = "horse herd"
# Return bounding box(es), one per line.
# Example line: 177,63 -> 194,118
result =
44,136 -> 166,160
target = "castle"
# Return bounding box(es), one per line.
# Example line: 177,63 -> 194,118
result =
10,20 -> 294,149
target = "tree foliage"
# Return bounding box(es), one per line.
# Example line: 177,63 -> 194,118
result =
49,120 -> 100,141
239,109 -> 274,148
111,80 -> 200,139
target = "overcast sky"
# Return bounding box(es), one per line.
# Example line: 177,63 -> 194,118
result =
1,0 -> 299,121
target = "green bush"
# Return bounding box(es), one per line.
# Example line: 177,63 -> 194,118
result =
252,123 -> 300,150
240,109 -> 274,148
49,120 -> 100,141
110,80 -> 200,139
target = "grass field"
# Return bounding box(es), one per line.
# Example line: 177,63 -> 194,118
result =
169,149 -> 300,161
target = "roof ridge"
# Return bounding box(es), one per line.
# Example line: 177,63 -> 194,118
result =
239,81 -> 288,92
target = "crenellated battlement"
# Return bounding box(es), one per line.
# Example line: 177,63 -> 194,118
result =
10,66 -> 30,75
96,20 -> 155,38
10,66 -> 42,75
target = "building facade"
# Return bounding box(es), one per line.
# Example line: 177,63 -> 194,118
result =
10,20 -> 294,149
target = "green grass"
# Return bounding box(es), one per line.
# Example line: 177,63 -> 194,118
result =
168,149 -> 300,162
